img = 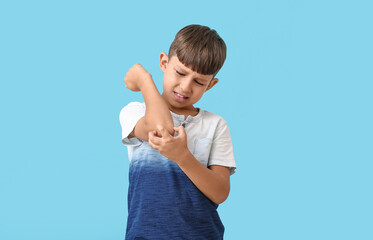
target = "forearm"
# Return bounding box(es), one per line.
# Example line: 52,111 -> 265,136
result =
140,76 -> 174,135
177,151 -> 230,205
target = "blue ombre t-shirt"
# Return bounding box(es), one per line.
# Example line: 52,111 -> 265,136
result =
119,102 -> 236,240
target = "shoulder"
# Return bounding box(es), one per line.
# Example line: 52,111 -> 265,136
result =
119,101 -> 145,114
120,101 -> 145,111
119,102 -> 146,123
199,110 -> 232,141
201,110 -> 229,129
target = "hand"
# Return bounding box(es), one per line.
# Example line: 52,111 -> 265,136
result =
148,125 -> 189,163
124,63 -> 152,92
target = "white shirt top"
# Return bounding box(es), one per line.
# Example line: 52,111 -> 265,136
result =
119,101 -> 236,175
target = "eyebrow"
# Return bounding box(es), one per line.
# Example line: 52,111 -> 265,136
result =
174,66 -> 209,83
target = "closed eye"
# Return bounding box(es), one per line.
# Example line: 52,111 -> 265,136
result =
194,80 -> 204,86
176,70 -> 204,86
176,70 -> 185,76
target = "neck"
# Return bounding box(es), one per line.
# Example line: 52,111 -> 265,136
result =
161,93 -> 198,116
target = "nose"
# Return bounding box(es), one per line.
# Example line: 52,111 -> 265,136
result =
179,78 -> 193,93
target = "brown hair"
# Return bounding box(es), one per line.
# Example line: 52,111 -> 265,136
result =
168,24 -> 227,77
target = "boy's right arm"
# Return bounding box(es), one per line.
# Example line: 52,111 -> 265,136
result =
124,64 -> 174,142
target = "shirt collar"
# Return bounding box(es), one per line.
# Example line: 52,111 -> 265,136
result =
170,108 -> 203,123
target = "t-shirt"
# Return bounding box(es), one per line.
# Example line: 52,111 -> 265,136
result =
119,102 -> 236,240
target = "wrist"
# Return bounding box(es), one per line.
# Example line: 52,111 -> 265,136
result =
139,73 -> 154,91
177,149 -> 194,167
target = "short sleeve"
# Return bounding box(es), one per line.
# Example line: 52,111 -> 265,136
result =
119,102 -> 145,146
208,118 -> 237,176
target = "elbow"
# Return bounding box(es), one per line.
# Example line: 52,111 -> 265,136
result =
212,187 -> 230,205
212,195 -> 228,205
144,119 -> 174,136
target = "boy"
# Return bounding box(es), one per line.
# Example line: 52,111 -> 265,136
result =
119,24 -> 236,239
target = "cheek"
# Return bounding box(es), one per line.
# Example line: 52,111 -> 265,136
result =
192,88 -> 206,99
168,76 -> 179,86
163,78 -> 176,91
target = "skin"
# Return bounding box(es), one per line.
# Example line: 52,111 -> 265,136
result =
123,52 -> 231,204
159,52 -> 218,119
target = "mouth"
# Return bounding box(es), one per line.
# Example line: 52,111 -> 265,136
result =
173,91 -> 189,102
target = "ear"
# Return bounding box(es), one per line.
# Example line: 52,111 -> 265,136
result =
205,78 -> 219,92
159,52 -> 169,73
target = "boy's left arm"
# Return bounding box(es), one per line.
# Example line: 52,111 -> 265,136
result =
148,125 -> 230,205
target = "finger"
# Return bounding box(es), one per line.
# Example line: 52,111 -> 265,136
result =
148,130 -> 162,145
148,137 -> 157,149
174,125 -> 185,134
174,125 -> 186,138
157,125 -> 171,138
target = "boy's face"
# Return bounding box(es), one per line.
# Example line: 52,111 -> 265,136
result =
159,52 -> 218,113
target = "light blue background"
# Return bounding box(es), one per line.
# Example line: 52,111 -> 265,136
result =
1,0 -> 372,239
